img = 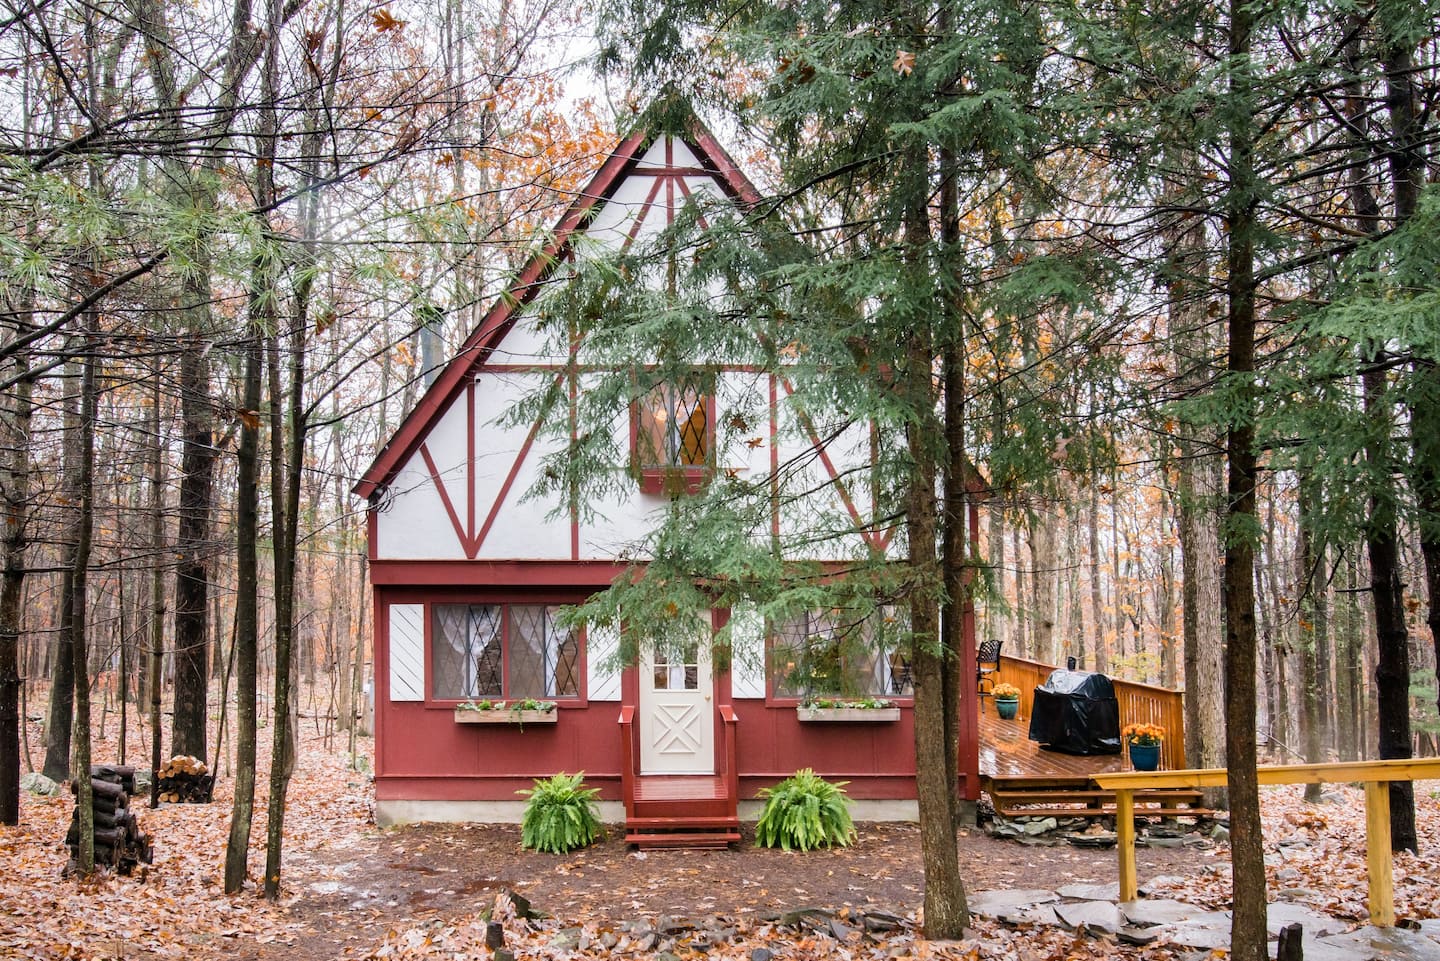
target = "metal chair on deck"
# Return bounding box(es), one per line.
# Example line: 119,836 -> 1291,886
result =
977,638 -> 1002,711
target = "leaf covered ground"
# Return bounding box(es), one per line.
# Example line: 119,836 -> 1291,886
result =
1,719 -> 1438,960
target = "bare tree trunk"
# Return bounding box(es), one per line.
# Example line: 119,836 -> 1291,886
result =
1011,525 -> 1026,655
118,571 -> 129,766
1157,483 -> 1177,688
900,176 -> 964,938
43,366 -> 80,784
263,14 -> 323,881
939,140 -> 972,832
1298,480 -> 1327,796
1363,362 -> 1416,850
1110,478 -> 1125,662
1258,557 -> 1285,757
170,341 -> 214,763
148,372 -> 166,809
1336,551 -> 1362,761
1088,464 -> 1106,674
1029,507 -> 1056,665
222,249 -> 264,894
0,329 -> 32,824
989,493 -> 1006,649
69,315 -> 99,874
1343,17 -> 1416,852
1223,1 -> 1267,950
1066,499 -> 1084,669
1376,0 -> 1437,812
131,0 -> 270,766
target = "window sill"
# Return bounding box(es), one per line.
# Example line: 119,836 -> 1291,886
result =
636,466 -> 711,496
453,708 -> 559,725
796,706 -> 901,723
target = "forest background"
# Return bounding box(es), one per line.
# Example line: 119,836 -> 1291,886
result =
0,0 -> 1436,935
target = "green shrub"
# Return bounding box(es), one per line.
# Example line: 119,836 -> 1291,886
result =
518,772 -> 604,854
754,768 -> 855,851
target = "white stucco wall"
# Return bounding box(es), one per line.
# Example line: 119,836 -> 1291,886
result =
373,137 -> 886,566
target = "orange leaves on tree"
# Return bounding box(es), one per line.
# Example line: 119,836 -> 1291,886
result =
370,8 -> 406,32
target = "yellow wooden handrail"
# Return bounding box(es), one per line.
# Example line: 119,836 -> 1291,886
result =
1093,758 -> 1440,926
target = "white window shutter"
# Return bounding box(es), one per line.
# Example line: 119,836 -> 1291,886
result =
586,623 -> 622,701
389,603 -> 425,701
728,604 -> 767,699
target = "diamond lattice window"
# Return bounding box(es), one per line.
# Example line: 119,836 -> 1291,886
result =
634,381 -> 712,494
432,604 -> 580,700
770,608 -> 911,698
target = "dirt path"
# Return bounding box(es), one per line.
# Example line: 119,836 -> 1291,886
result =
241,821 -> 1214,960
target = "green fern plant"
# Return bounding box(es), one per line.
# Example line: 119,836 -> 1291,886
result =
754,768 -> 855,851
518,772 -> 604,854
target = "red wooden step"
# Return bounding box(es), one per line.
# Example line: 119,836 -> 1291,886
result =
633,775 -> 728,801
625,816 -> 739,829
626,830 -> 741,849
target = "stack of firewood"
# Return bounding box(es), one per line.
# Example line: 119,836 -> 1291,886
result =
155,755 -> 214,803
66,764 -> 153,875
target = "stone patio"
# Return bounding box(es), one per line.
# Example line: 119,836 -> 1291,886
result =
967,886 -> 1440,960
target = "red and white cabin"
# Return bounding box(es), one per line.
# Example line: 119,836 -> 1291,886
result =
355,112 -> 982,845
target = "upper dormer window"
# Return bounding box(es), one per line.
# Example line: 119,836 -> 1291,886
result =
633,380 -> 713,494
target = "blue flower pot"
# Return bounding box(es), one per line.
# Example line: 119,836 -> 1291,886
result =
1130,742 -> 1160,771
995,697 -> 1019,720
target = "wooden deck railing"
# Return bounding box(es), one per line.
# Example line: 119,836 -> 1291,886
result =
618,706 -> 636,811
995,655 -> 1187,770
1095,759 -> 1440,926
719,705 -> 739,805
619,704 -> 739,812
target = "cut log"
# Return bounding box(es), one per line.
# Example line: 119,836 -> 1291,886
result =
155,770 -> 214,804
70,807 -> 128,829
66,842 -> 121,868
72,777 -> 126,801
63,764 -> 153,874
92,765 -> 137,793
66,825 -> 128,848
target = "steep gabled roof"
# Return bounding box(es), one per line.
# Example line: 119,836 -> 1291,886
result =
354,110 -> 763,501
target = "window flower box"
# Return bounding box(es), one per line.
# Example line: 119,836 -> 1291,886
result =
796,699 -> 900,723
453,700 -> 559,725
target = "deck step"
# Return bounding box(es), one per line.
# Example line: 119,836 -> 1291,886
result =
992,805 -> 1215,820
987,777 -> 1211,820
625,816 -> 739,829
985,776 -> 1096,791
633,775 -> 728,801
625,829 -> 741,849
990,789 -> 1204,804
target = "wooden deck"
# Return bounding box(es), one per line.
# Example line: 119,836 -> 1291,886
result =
978,709 -> 1129,781
978,709 -> 1210,820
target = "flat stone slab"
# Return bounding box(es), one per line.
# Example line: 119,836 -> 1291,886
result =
1053,900 -> 1125,934
1056,883 -> 1119,901
967,887 -> 1435,959
968,889 -> 1060,920
1119,898 -> 1206,927
1165,918 -> 1233,951
1314,927 -> 1440,961
1277,937 -> 1380,961
1266,902 -> 1349,938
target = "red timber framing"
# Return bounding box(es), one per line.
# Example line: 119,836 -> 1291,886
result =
353,118 -> 760,507
359,107 -> 990,846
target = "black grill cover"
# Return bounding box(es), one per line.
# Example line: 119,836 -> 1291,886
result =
1027,669 -> 1121,755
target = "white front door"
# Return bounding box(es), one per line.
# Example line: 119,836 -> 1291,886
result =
638,639 -> 714,775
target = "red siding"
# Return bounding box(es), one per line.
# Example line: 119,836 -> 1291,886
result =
376,702 -> 629,801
